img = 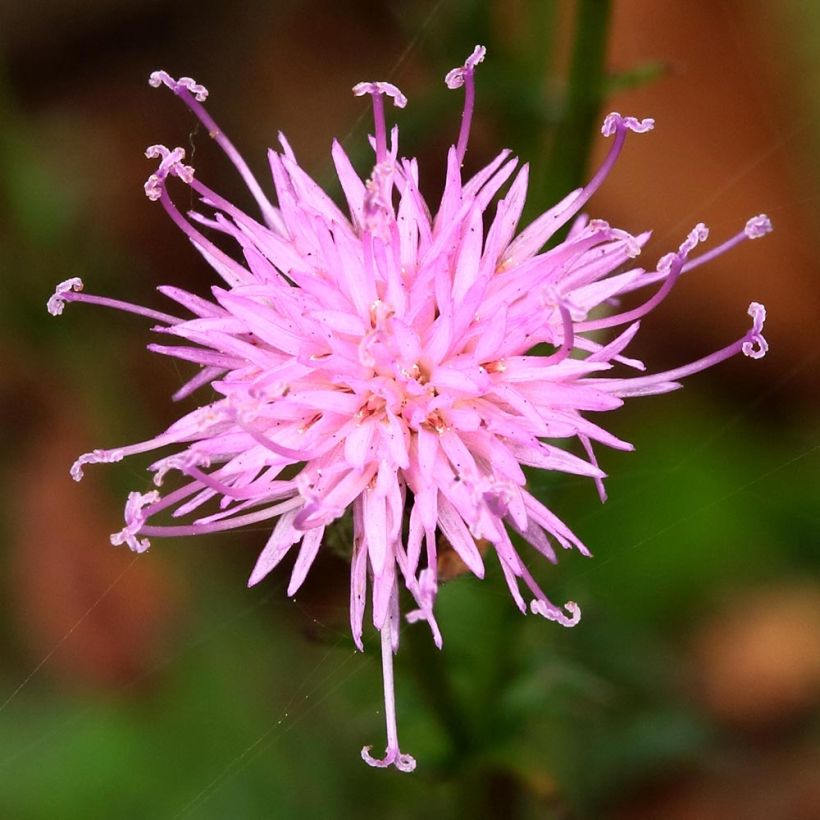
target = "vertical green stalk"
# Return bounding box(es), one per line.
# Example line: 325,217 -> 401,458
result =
535,0 -> 612,211
404,620 -> 474,757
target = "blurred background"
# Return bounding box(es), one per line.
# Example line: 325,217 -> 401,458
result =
1,1 -> 818,817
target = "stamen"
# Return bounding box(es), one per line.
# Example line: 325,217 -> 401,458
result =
71,429 -> 188,482
148,71 -> 280,229
110,490 -> 160,553
745,214 -> 773,239
363,161 -> 395,236
742,301 -> 768,359
578,224 -> 708,332
231,405 -> 315,461
148,70 -> 209,102
144,145 -> 194,201
361,611 -> 417,773
147,168 -> 254,287
681,214 -> 769,275
139,496 -> 303,538
601,112 -> 655,136
404,567 -> 443,648
530,598 -> 582,627
512,551 -> 583,627
444,44 -> 486,165
627,214 -> 773,287
71,448 -> 124,481
678,223 -> 709,257
48,272 -> 181,325
595,301 -> 769,396
351,81 -> 408,107
151,450 -> 211,487
47,277 -> 84,316
567,112 -> 654,221
501,119 -> 654,264
352,82 -> 407,164
578,254 -> 682,332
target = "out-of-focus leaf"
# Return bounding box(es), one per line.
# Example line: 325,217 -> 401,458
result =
604,60 -> 669,95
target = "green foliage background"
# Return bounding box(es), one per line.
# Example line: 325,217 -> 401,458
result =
0,2 -> 817,818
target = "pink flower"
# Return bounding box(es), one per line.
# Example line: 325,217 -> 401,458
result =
49,46 -> 770,772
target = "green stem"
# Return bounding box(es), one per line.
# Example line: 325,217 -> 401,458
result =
458,767 -> 523,820
403,622 -> 474,758
535,0 -> 613,212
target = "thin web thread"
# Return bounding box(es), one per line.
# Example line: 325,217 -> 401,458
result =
172,639 -> 363,819
0,555 -> 140,714
0,0 -> 446,799
0,586 -> 281,769
6,1 -> 817,809
133,54 -> 820,816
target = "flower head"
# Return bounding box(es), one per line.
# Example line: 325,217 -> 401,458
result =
49,47 -> 769,771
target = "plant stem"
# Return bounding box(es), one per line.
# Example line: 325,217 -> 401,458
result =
403,621 -> 474,757
535,0 -> 613,212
